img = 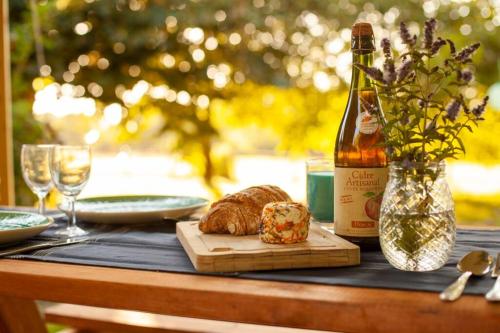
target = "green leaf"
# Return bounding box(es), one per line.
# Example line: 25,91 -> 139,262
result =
456,137 -> 466,154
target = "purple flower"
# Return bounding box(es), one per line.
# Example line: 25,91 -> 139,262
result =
418,99 -> 426,109
455,43 -> 481,63
399,22 -> 416,46
383,59 -> 396,84
430,37 -> 446,55
355,63 -> 384,82
424,18 -> 437,49
397,59 -> 413,82
463,102 -> 470,114
445,99 -> 461,121
446,39 -> 456,56
471,96 -> 489,118
459,70 -> 473,83
381,38 -> 392,58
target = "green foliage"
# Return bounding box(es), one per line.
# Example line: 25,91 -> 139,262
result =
8,0 -> 500,201
460,110 -> 500,164
46,323 -> 66,333
211,83 -> 347,154
9,1 -> 58,205
454,194 -> 500,226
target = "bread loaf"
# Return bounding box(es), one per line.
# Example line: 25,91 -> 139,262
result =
199,185 -> 291,235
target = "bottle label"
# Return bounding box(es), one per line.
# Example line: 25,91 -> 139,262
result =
334,167 -> 388,237
356,111 -> 380,134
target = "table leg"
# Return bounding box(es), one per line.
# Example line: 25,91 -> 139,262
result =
0,295 -> 46,333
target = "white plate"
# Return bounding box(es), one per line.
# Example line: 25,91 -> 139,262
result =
0,211 -> 53,245
60,195 -> 209,224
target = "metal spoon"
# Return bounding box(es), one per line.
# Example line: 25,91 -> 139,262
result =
485,253 -> 500,302
440,250 -> 492,302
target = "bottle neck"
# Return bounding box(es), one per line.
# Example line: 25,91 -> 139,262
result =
350,51 -> 375,90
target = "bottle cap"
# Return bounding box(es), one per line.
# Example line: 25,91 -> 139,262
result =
352,22 -> 374,37
351,22 -> 375,52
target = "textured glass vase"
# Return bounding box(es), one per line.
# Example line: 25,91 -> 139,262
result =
379,161 -> 456,271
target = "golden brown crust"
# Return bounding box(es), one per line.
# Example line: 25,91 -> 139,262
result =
198,185 -> 291,235
266,185 -> 291,201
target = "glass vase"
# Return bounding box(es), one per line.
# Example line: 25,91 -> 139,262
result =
379,161 -> 456,271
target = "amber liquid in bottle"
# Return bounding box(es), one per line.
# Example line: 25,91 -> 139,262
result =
334,23 -> 388,250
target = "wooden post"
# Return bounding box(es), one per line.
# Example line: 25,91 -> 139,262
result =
0,0 -> 14,205
0,296 -> 46,333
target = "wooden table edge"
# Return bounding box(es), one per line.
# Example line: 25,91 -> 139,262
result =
0,259 -> 498,333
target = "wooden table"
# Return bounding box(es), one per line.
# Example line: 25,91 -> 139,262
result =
0,259 -> 499,333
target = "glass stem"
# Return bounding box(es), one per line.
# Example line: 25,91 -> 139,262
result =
69,196 -> 77,229
38,194 -> 46,215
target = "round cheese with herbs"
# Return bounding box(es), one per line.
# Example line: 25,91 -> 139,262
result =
259,202 -> 310,244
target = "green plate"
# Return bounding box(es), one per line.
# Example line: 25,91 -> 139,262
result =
60,195 -> 209,224
0,211 -> 53,245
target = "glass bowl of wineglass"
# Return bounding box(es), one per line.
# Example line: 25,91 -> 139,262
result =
50,145 -> 91,237
21,144 -> 54,215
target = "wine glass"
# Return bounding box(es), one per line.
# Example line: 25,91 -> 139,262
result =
50,145 -> 91,237
21,144 -> 54,215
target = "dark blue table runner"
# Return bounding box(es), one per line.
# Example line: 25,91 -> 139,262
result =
5,213 -> 500,295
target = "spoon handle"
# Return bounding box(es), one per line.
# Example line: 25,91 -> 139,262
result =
486,276 -> 500,302
440,271 -> 472,301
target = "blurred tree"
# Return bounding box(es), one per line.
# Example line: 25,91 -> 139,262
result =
10,0 -> 58,205
9,0 -> 500,200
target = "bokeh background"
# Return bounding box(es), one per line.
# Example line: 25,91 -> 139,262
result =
9,0 -> 500,225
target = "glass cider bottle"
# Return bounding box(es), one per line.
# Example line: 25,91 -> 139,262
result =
334,22 -> 388,249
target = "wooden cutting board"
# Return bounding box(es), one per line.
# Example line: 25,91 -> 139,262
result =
176,221 -> 360,272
